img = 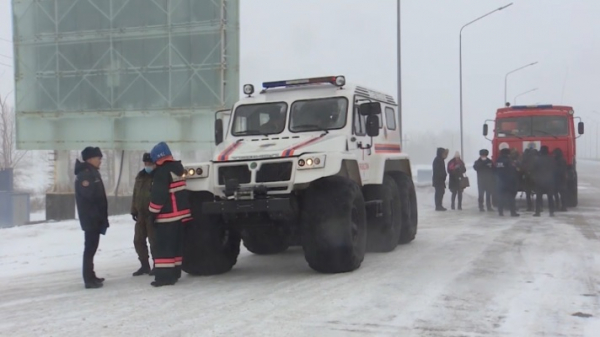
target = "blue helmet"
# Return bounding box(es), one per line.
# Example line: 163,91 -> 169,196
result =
150,141 -> 172,163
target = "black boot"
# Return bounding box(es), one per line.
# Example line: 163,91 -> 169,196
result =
93,273 -> 105,283
85,282 -> 103,289
151,279 -> 176,287
133,260 -> 151,276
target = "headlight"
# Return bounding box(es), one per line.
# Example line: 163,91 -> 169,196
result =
297,154 -> 326,170
184,165 -> 210,179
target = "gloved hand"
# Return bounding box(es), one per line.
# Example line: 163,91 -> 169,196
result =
132,213 -> 138,221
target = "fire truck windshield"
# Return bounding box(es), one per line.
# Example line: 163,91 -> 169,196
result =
496,116 -> 569,138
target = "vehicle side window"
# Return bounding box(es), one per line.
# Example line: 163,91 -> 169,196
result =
385,107 -> 397,130
353,106 -> 366,136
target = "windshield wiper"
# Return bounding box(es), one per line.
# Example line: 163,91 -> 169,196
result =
533,129 -> 558,139
292,124 -> 329,136
235,130 -> 270,137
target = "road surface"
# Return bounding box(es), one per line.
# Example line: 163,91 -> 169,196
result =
1,161 -> 600,336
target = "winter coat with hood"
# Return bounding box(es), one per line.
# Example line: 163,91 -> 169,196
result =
447,156 -> 466,192
149,160 -> 192,223
131,169 -> 153,217
532,146 -> 557,191
432,147 -> 448,188
74,160 -> 109,233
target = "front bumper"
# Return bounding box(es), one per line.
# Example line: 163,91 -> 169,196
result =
202,198 -> 292,215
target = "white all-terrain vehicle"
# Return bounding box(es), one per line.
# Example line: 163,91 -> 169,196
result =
182,76 -> 418,275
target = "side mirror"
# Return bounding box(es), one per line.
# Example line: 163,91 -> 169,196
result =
359,102 -> 382,116
578,121 -> 584,135
366,115 -> 380,137
483,124 -> 488,136
215,119 -> 224,145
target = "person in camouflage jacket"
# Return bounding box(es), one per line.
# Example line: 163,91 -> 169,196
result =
130,153 -> 157,276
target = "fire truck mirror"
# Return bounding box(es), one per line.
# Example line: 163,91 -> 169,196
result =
366,115 -> 380,137
215,118 -> 224,145
483,124 -> 489,136
578,122 -> 584,135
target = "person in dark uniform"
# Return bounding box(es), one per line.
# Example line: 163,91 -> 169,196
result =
533,146 -> 556,217
148,142 -> 192,287
473,149 -> 494,212
432,147 -> 449,211
495,147 -> 520,217
74,147 -> 109,289
553,148 -> 568,212
131,153 -> 157,276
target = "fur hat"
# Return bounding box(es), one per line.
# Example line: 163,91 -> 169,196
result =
479,149 -> 489,156
81,147 -> 102,161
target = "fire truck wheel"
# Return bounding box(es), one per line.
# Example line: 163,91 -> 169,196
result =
182,192 -> 241,276
363,175 -> 402,252
301,176 -> 367,273
397,173 -> 418,244
242,225 -> 290,255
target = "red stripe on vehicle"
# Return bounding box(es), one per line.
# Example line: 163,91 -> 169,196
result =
374,144 -> 401,153
281,137 -> 323,157
217,141 -> 243,161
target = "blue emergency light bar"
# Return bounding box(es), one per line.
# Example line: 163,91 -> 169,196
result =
511,104 -> 553,109
262,75 -> 346,89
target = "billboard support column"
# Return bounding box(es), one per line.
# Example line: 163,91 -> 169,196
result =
108,151 -> 133,216
46,150 -> 75,221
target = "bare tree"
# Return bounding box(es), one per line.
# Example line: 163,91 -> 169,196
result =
0,93 -> 28,170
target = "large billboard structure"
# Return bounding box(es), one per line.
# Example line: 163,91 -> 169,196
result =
12,0 -> 240,151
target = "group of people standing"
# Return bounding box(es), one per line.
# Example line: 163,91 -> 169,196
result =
74,142 -> 191,289
432,144 -> 570,217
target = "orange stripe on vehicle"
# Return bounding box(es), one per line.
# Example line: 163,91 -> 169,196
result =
281,137 -> 323,157
218,141 -> 243,161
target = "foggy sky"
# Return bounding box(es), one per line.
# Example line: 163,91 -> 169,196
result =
1,0 -> 599,157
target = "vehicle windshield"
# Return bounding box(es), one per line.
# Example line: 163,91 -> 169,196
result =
231,102 -> 288,136
289,97 -> 348,133
496,116 -> 569,138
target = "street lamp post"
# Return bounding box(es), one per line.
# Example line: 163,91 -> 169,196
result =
459,3 -> 513,157
397,0 -> 402,144
513,88 -> 538,104
504,61 -> 538,105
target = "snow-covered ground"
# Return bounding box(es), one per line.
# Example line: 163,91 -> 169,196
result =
2,162 -> 600,336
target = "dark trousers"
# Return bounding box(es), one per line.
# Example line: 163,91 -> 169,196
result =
535,188 -> 555,215
153,221 -> 183,283
477,184 -> 492,209
83,231 -> 100,283
554,182 -> 567,210
497,190 -> 516,215
434,186 -> 445,208
134,215 -> 156,262
451,190 -> 463,209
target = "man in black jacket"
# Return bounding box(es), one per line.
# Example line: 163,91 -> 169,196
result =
533,145 -> 556,217
553,148 -> 568,212
74,147 -> 109,289
148,142 -> 192,287
495,148 -> 520,217
432,147 -> 449,211
473,149 -> 494,212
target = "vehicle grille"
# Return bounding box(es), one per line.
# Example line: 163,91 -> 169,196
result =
218,165 -> 251,185
256,162 -> 293,183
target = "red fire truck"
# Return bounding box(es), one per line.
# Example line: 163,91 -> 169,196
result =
483,104 -> 584,207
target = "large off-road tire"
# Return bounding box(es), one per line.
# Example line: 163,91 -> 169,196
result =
363,175 -> 402,252
301,176 -> 367,273
242,225 -> 290,255
182,192 -> 241,276
565,173 -> 578,207
396,173 -> 418,244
